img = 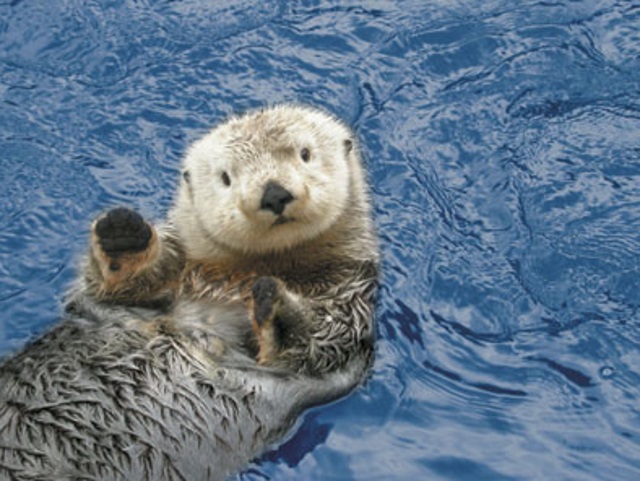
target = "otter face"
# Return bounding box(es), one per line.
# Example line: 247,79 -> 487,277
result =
177,106 -> 355,256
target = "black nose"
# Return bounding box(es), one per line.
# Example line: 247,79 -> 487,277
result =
260,181 -> 294,215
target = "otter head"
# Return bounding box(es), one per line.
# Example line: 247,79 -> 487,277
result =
174,105 -> 359,258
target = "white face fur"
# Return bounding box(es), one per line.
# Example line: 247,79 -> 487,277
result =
174,105 -> 356,258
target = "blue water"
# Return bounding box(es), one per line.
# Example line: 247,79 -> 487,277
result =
1,1 -> 639,480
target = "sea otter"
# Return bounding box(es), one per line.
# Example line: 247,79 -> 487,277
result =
0,105 -> 378,480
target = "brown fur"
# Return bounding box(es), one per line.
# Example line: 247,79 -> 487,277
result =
90,225 -> 160,293
82,105 -> 378,374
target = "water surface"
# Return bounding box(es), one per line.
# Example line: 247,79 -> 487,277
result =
1,1 -> 639,480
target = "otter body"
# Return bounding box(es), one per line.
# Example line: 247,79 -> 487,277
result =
0,105 -> 378,480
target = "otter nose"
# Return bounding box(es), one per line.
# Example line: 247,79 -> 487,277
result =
260,181 -> 294,215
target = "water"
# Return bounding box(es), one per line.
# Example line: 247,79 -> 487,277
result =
1,1 -> 639,480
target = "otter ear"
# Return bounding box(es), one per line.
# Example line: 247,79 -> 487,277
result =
182,170 -> 191,184
344,138 -> 353,155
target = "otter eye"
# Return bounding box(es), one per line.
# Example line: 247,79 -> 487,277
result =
300,147 -> 311,163
221,171 -> 231,187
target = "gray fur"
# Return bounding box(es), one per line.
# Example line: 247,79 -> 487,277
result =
0,298 -> 370,480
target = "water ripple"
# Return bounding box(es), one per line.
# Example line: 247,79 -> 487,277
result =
1,1 -> 640,480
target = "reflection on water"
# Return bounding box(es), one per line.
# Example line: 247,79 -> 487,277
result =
1,1 -> 639,480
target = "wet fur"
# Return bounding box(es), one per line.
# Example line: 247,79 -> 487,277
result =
0,105 -> 378,480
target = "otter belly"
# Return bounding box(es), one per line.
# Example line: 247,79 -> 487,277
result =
0,306 -> 298,481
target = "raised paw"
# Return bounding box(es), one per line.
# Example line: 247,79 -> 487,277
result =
251,276 -> 280,327
95,207 -> 152,258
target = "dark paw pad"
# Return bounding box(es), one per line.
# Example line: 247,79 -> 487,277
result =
95,207 -> 152,257
251,277 -> 279,327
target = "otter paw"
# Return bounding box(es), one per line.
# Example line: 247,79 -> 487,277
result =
251,276 -> 280,327
95,207 -> 152,258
